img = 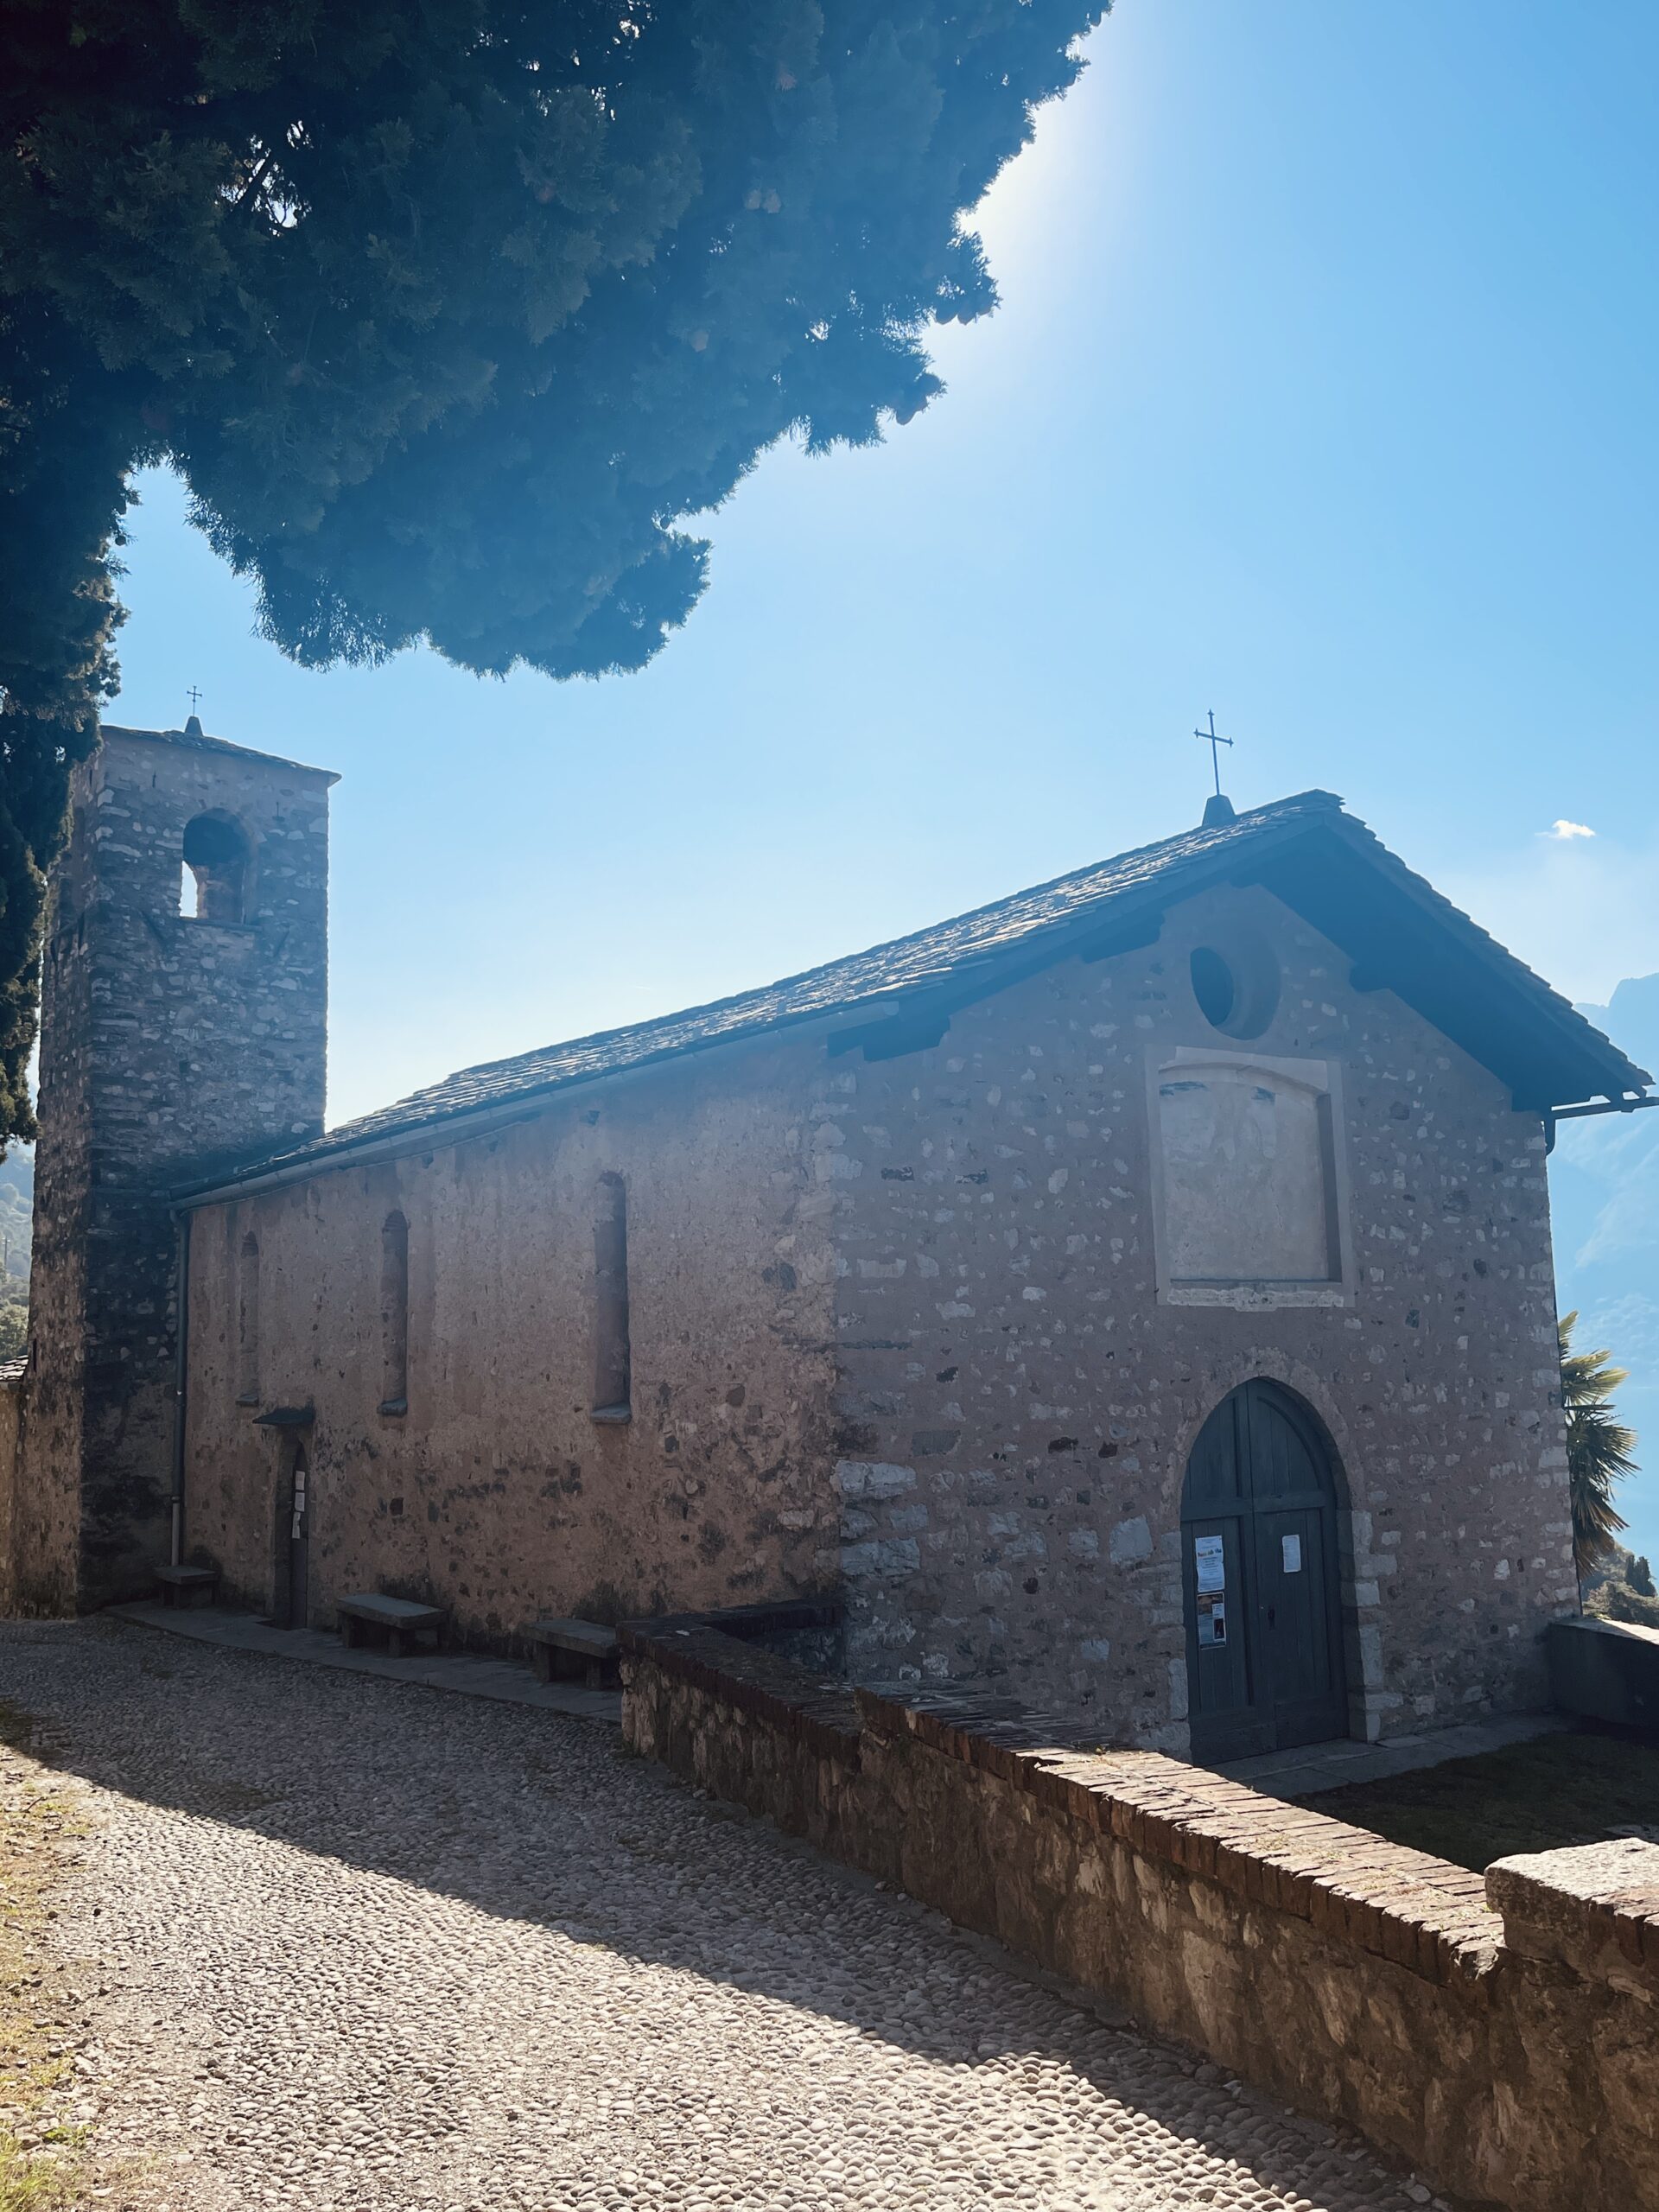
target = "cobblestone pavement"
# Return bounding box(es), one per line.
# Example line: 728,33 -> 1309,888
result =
0,1620 -> 1447,2212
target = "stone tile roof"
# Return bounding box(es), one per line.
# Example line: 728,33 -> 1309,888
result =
179,788 -> 1650,1199
103,721 -> 339,785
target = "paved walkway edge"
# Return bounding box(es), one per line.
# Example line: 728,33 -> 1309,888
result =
1217,1712 -> 1565,1799
106,1600 -> 620,1722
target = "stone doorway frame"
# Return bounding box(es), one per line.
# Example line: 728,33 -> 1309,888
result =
1163,1352 -> 1390,1753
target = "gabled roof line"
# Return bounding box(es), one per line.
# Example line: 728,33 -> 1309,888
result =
1314,810 -> 1651,1100
173,788 -> 1650,1207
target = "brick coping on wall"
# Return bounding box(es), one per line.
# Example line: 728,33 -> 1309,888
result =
618,1613 -> 1499,1990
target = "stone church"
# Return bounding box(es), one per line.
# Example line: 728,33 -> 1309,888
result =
0,718 -> 1649,1759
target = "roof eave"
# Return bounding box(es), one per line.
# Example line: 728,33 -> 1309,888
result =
1244,816 -> 1650,1108
102,722 -> 340,787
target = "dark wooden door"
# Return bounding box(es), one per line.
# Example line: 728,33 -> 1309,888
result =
1182,1382 -> 1349,1762
288,1447 -> 309,1630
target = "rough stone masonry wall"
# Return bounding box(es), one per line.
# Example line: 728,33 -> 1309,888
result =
180,1030 -> 842,1643
827,881 -> 1574,1744
622,1622 -> 1659,2212
23,728 -> 331,1609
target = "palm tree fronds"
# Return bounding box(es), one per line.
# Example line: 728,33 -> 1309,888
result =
1559,1311 -> 1639,1580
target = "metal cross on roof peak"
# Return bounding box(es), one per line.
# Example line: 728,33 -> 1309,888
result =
1193,709 -> 1233,798
187,685 -> 203,713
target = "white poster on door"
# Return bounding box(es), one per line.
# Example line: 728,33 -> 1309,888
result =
1193,1534 -> 1228,1646
1281,1532 -> 1303,1573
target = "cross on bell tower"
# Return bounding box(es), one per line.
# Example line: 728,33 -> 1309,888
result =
1192,709 -> 1236,826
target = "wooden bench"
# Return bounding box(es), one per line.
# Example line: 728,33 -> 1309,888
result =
337,1592 -> 447,1659
526,1617 -> 619,1688
153,1562 -> 219,1609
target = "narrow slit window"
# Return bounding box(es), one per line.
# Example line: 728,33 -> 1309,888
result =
593,1173 -> 631,1419
237,1233 -> 260,1404
379,1211 -> 409,1414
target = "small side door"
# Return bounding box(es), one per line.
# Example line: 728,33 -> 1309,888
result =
288,1448 -> 310,1630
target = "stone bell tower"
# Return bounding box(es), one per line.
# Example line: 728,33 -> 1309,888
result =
16,719 -> 335,1611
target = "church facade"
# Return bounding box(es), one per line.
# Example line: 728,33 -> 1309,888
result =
1,721 -> 1649,1758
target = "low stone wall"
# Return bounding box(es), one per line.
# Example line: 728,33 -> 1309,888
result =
621,1618 -> 1659,2212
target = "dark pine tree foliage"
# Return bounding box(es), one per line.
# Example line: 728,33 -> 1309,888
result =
0,0 -> 1106,1148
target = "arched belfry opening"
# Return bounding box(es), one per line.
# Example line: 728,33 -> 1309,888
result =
181,810 -> 254,923
1181,1380 -> 1351,1762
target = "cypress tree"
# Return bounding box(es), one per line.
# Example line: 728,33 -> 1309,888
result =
0,0 -> 1106,1148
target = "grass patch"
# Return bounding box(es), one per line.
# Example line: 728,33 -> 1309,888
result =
0,1712 -> 94,2209
0,2133 -> 86,2211
1306,1726 -> 1659,1872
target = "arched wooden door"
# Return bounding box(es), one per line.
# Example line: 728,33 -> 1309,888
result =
1182,1381 -> 1349,1761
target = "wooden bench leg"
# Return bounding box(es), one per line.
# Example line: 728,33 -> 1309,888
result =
387,1628 -> 406,1660
340,1616 -> 357,1649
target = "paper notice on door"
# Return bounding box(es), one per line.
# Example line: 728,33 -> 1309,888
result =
1281,1532 -> 1303,1574
1198,1598 -> 1227,1646
1194,1534 -> 1225,1594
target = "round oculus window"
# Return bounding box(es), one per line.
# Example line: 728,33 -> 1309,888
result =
1189,946 -> 1235,1029
1188,934 -> 1280,1040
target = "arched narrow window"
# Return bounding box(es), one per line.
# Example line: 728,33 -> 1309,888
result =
181,811 -> 254,924
236,1233 -> 260,1404
379,1211 -> 410,1415
593,1174 -> 631,1420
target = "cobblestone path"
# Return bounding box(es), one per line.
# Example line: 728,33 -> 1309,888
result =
0,1622 -> 1445,2211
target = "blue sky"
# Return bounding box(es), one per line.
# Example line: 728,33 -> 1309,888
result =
107,2 -> 1659,1541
